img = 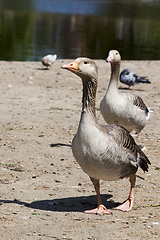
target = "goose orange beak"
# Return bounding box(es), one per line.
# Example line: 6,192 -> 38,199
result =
61,60 -> 79,73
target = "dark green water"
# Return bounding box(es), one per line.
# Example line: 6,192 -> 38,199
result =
0,0 -> 160,61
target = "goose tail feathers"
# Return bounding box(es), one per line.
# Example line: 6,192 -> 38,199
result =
137,147 -> 151,172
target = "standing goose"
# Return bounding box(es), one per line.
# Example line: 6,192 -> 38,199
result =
61,58 -> 150,214
42,54 -> 57,69
120,68 -> 151,90
100,50 -> 150,136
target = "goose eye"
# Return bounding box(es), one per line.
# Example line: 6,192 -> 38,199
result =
84,61 -> 88,64
116,52 -> 118,55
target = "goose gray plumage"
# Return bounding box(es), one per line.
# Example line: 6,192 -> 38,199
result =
100,50 -> 150,136
42,54 -> 57,69
61,57 -> 151,215
120,68 -> 151,89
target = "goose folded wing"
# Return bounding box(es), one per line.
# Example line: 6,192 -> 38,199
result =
103,124 -> 151,172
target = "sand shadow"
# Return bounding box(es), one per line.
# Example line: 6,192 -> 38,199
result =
0,194 -> 120,213
37,67 -> 49,70
118,87 -> 144,91
50,143 -> 71,148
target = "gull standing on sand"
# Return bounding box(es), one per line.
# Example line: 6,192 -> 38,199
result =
42,54 -> 57,69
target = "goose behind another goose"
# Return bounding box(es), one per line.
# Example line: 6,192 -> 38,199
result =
61,58 -> 151,215
100,50 -> 150,136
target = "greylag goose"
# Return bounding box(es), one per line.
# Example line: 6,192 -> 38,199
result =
120,68 -> 151,89
42,54 -> 57,69
100,50 -> 150,136
61,57 -> 150,215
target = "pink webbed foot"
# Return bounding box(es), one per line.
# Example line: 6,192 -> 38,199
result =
115,198 -> 133,212
85,204 -> 112,215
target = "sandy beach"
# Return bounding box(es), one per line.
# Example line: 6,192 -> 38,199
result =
0,59 -> 159,239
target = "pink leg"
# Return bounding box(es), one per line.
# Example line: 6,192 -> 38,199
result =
115,177 -> 136,212
132,132 -> 140,138
85,178 -> 112,215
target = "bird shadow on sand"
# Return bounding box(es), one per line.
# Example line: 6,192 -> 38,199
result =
118,87 -> 144,91
50,143 -> 72,148
37,67 -> 49,70
0,194 -> 121,213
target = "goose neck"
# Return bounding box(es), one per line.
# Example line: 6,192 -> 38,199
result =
82,77 -> 97,118
109,62 -> 120,88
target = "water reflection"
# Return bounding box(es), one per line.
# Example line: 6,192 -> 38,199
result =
0,0 -> 160,61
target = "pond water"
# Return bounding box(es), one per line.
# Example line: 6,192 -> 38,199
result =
0,0 -> 160,61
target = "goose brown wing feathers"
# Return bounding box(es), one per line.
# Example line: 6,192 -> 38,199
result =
105,124 -> 136,152
133,95 -> 149,114
122,92 -> 149,114
103,124 -> 151,172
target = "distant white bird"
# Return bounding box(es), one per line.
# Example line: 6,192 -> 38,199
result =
120,69 -> 151,89
42,54 -> 57,69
